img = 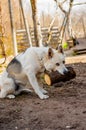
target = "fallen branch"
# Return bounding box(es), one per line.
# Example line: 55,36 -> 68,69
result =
73,2 -> 86,6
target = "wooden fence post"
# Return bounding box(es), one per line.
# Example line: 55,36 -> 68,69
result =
8,0 -> 18,56
19,0 -> 32,47
30,0 -> 43,47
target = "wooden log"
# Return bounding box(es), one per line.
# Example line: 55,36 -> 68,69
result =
44,67 -> 76,86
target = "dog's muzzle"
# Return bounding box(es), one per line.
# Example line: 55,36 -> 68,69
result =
63,69 -> 69,75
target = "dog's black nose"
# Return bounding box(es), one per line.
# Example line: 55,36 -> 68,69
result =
63,70 -> 68,75
44,69 -> 47,73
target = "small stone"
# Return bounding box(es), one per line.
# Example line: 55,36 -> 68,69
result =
66,125 -> 71,129
25,128 -> 29,130
15,126 -> 18,129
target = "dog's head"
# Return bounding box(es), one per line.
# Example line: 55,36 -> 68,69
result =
44,45 -> 68,75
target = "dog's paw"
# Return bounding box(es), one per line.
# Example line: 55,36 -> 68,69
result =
7,95 -> 15,99
40,88 -> 48,94
40,94 -> 49,99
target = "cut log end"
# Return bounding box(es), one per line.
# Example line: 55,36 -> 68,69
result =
44,67 -> 76,86
44,74 -> 51,86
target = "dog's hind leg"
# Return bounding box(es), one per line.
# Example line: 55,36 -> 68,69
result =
14,87 -> 32,96
0,89 -> 7,98
0,89 -> 15,99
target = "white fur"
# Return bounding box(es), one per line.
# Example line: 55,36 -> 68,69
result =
0,47 -> 67,99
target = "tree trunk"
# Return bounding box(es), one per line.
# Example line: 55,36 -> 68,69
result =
55,0 -> 74,44
30,0 -> 43,47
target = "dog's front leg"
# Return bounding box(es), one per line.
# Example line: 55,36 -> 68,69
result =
27,73 -> 49,99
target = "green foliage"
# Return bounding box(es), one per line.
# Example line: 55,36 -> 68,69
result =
62,42 -> 69,49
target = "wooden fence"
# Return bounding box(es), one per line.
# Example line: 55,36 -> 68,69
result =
16,26 -> 60,52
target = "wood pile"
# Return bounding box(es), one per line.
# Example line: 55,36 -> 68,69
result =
73,48 -> 86,55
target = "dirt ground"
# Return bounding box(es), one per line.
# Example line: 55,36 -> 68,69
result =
0,62 -> 86,130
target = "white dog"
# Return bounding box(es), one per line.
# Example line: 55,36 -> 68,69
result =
0,45 -> 68,99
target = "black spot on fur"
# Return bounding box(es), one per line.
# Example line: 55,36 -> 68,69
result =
6,58 -> 22,74
14,82 -> 20,91
7,58 -> 21,68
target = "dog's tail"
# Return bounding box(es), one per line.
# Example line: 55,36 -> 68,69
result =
14,88 -> 32,95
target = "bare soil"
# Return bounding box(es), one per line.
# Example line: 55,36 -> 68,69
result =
0,63 -> 86,130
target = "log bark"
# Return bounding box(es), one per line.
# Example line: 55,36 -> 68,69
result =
44,67 -> 76,86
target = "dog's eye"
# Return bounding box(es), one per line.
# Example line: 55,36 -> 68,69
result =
56,63 -> 60,66
63,61 -> 65,64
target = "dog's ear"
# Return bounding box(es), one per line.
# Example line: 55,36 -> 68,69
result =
58,44 -> 64,54
48,48 -> 54,58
